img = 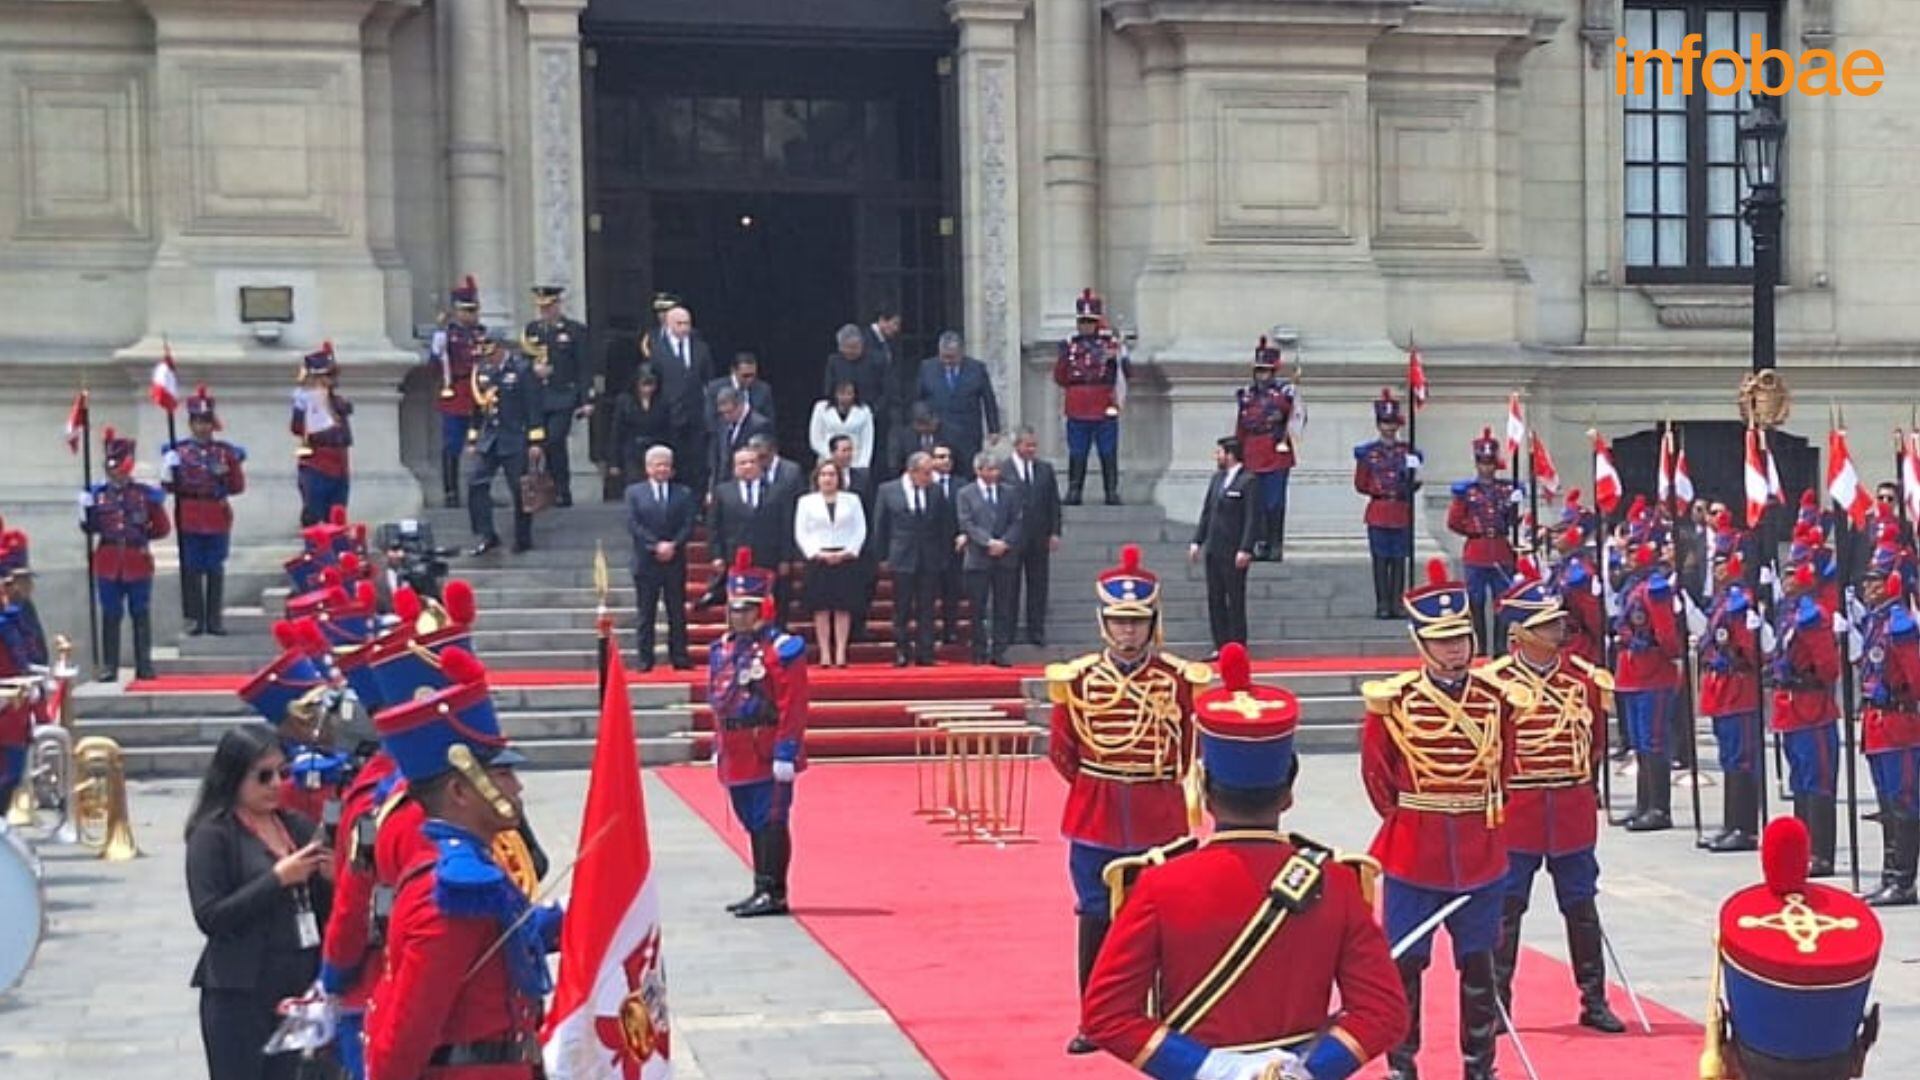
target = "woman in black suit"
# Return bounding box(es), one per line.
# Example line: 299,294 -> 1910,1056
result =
609,364 -> 675,486
185,723 -> 333,1080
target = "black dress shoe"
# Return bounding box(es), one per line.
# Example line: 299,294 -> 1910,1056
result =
915,656 -> 937,667
635,662 -> 654,673
894,654 -> 911,668
1706,830 -> 1758,853
512,540 -> 533,554
671,658 -> 694,670
1625,810 -> 1673,833
1066,1034 -> 1098,1055
733,892 -> 789,918
555,493 -> 573,508
990,656 -> 1012,668
467,536 -> 499,557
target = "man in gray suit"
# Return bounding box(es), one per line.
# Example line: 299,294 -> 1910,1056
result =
916,331 -> 1000,481
956,451 -> 1025,666
872,452 -> 947,666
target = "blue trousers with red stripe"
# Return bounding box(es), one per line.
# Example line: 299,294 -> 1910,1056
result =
1782,724 -> 1840,798
1711,711 -> 1760,776
1869,748 -> 1920,817
1621,688 -> 1676,757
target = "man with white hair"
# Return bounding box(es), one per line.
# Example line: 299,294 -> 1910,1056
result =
625,444 -> 696,671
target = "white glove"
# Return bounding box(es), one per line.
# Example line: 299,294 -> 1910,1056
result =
77,491 -> 94,510
1849,634 -> 1865,664
430,328 -> 448,359
1833,614 -> 1851,637
1196,1048 -> 1303,1080
1682,594 -> 1709,640
1746,609 -> 1764,632
1509,487 -> 1526,506
772,760 -> 796,783
1847,587 -> 1868,628
1760,624 -> 1778,653
1405,450 -> 1424,472
161,449 -> 181,471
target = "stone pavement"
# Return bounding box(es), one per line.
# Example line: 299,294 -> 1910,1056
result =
5,757 -> 1920,1078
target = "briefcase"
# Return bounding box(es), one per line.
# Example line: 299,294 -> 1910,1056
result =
520,467 -> 556,515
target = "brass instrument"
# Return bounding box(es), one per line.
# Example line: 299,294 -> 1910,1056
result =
1701,937 -> 1728,1079
70,736 -> 138,860
448,743 -> 517,823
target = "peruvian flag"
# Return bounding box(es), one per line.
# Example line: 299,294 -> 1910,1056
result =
1407,346 -> 1428,410
1745,427 -> 1773,528
1591,431 -> 1622,514
1529,433 -> 1561,498
1904,433 -> 1920,525
63,390 -> 88,455
543,644 -> 672,1080
1826,427 -> 1872,529
1673,447 -> 1695,507
149,339 -> 179,412
1504,392 -> 1526,462
1657,426 -> 1676,508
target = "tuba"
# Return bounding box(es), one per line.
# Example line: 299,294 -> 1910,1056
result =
70,736 -> 139,860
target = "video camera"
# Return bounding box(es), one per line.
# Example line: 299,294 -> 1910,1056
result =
374,519 -> 454,602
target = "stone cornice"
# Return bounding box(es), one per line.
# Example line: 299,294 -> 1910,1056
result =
946,0 -> 1029,26
1104,0 -> 1413,35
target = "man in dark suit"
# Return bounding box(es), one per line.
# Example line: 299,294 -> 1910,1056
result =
889,402 -> 947,479
956,452 -> 1025,666
928,443 -> 965,645
1007,427 -> 1062,645
707,447 -> 792,617
916,330 -> 1001,481
704,350 -> 777,434
709,387 -> 773,496
624,444 -> 695,670
872,451 -> 947,666
523,284 -> 590,508
864,308 -> 905,459
1189,436 -> 1259,656
823,324 -> 891,436
652,305 -> 713,493
751,432 -> 805,620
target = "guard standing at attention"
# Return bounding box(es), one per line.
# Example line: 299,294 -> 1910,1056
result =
1612,542 -> 1685,833
1772,558 -> 1843,878
430,276 -> 484,509
523,284 -> 591,509
465,332 -> 546,556
81,428 -> 171,682
1048,544 -> 1208,1055
292,342 -> 354,527
1855,542 -> 1920,906
1446,428 -> 1520,653
1082,642 -> 1408,1080
1233,337 -> 1303,562
1699,547 -> 1763,854
1353,389 -> 1419,619
164,384 -> 246,636
1053,289 -> 1131,506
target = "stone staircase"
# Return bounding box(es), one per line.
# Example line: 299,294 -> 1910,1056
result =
70,498 -> 1413,776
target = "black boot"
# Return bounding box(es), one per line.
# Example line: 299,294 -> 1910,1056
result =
1881,815 -> 1920,907
1566,900 -> 1626,1033
182,571 -> 205,635
442,449 -> 462,509
1808,794 -> 1837,878
1386,954 -> 1426,1080
1099,449 -> 1122,505
97,612 -> 122,683
1626,754 -> 1672,831
1265,502 -> 1286,562
205,571 -> 227,636
131,610 -> 156,681
1492,896 -> 1525,1015
1459,950 -> 1501,1080
1863,809 -> 1905,904
736,826 -> 792,918
1372,558 -> 1392,619
1385,559 -> 1406,613
1065,455 -> 1087,506
1067,915 -> 1110,1054
726,831 -> 766,913
1707,772 -> 1759,852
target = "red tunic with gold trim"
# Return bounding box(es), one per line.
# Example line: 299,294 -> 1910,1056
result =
1445,479 -> 1517,570
1360,664 -> 1520,890
1233,382 -> 1296,473
438,321 -> 483,418
1859,598 -> 1920,754
1771,600 -> 1841,733
1503,654 -> 1608,857
1699,587 -> 1760,718
1053,334 -> 1128,421
163,437 -> 247,535
318,754 -> 400,1009
1083,832 -> 1407,1079
706,625 -> 810,786
1549,555 -> 1604,666
83,480 -> 170,581
1611,570 -> 1683,691
1047,650 -> 1206,851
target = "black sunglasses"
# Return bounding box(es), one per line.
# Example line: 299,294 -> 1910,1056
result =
255,765 -> 292,785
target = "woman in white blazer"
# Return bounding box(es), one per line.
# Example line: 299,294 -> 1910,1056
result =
808,381 -> 874,469
793,460 -> 868,666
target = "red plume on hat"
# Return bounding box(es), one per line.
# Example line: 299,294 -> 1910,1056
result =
1801,488 -> 1818,509
355,580 -> 376,608
340,552 -> 360,576
1762,816 -> 1811,897
393,586 -> 422,623
1561,525 -> 1585,549
443,579 -> 476,624
1889,570 -> 1906,598
1634,542 -> 1656,567
1218,642 -> 1252,691
1120,543 -> 1142,574
1725,552 -> 1745,579
320,566 -> 342,589
272,620 -> 300,651
1794,563 -> 1815,590
1565,488 -> 1582,508
1627,494 -> 1646,519
295,617 -> 329,656
441,646 -> 487,685
734,548 -> 754,571
1427,557 -> 1450,586
329,505 -> 348,528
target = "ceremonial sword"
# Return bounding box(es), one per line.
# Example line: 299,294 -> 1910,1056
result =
1387,894 -> 1540,1080
1600,925 -> 1655,1035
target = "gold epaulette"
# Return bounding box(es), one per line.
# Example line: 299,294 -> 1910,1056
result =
1361,669 -> 1421,715
1045,654 -> 1100,704
1102,834 -> 1201,919
1473,656 -> 1537,710
1566,653 -> 1616,692
1159,651 -> 1213,685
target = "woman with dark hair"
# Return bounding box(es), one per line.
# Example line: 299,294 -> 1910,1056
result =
794,459 -> 867,667
185,722 -> 333,1080
610,363 -> 674,484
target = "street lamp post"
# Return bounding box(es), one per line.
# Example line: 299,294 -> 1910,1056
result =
1740,94 -> 1786,373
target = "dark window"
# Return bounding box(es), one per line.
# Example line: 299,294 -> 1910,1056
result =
1622,2 -> 1780,284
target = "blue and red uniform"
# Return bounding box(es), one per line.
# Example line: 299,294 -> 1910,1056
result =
1773,582 -> 1842,874
1446,435 -> 1517,650
1053,289 -> 1130,504
293,343 -> 353,527
432,278 -> 484,506
82,430 -> 170,682
1857,577 -> 1920,905
1233,339 -> 1299,557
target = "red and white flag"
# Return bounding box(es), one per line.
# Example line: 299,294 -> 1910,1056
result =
1505,393 -> 1526,462
543,645 -> 672,1080
1657,426 -> 1676,508
1826,428 -> 1872,529
1407,346 -> 1428,410
1591,431 -> 1622,514
63,390 -> 88,455
149,340 -> 179,412
1904,433 -> 1920,525
1745,427 -> 1773,528
1529,433 -> 1561,498
1673,447 -> 1695,506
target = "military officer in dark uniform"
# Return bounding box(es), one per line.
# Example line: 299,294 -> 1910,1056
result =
164,384 -> 247,636
523,284 -> 590,508
465,333 -> 546,556
431,276 -> 485,508
82,428 -> 171,682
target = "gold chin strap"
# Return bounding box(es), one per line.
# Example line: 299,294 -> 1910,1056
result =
447,744 -> 517,822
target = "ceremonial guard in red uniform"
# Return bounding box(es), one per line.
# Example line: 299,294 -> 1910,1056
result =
708,547 -> 809,918
1773,559 -> 1843,877
1084,642 -> 1407,1080
292,342 -> 354,527
319,748 -> 401,1080
1234,337 -> 1303,562
1354,389 -> 1420,619
1547,521 -> 1604,666
430,276 -> 484,509
1049,543 -> 1208,1055
1054,289 -> 1131,506
1611,542 -> 1684,832
1361,558 -> 1528,1080
163,384 -> 247,636
0,527 -> 49,669
81,428 -> 171,682
1702,817 -> 1882,1080
1855,541 -> 1920,906
364,647 -> 561,1080
1447,429 -> 1519,653
1491,575 -> 1624,1034
1700,550 -> 1763,853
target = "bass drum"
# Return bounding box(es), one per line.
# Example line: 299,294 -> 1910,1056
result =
0,826 -> 44,994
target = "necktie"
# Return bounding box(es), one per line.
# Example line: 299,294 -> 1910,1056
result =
751,482 -> 760,509
914,488 -> 923,515
986,486 -> 996,508
947,367 -> 958,389
655,483 -> 665,504
675,337 -> 686,366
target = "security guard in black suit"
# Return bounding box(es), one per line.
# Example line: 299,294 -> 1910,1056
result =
466,330 -> 546,556
523,285 -> 590,508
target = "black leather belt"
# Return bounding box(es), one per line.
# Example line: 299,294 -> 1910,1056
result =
430,1037 -> 538,1066
720,714 -> 776,732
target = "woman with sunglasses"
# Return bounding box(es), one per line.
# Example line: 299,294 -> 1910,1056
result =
185,722 -> 334,1080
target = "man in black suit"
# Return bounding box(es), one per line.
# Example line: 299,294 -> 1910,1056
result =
956,452 -> 1025,666
823,324 -> 891,437
1189,436 -> 1259,656
872,451 -> 947,666
707,447 -> 791,616
624,444 -> 695,671
704,350 -> 777,433
750,432 -> 805,620
916,330 -> 1000,481
864,308 -> 905,459
652,305 -> 713,493
928,443 -> 965,645
1007,427 -> 1062,645
889,402 -> 947,479
709,387 -> 773,496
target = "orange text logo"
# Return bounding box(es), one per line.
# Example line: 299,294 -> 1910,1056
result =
1615,35 -> 1883,96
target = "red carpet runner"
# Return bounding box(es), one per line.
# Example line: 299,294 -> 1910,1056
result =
657,762 -> 1701,1080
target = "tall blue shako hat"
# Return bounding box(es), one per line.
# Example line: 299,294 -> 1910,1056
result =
238,619 -> 331,731
368,579 -> 477,705
373,644 -> 523,785
1192,642 -> 1299,792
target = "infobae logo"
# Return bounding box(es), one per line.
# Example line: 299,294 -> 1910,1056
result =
1614,35 -> 1884,96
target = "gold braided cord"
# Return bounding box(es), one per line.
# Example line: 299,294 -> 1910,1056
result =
1382,674 -> 1505,827
1508,660 -> 1595,779
1065,656 -> 1188,769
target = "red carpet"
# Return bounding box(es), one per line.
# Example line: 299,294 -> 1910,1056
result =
657,762 -> 1701,1080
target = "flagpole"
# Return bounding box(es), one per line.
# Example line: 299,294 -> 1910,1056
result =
1831,411 -> 1863,893
157,339 -> 188,622
1526,405 -> 1540,566
1756,422 -> 1785,811
593,542 -> 611,703
1592,431 -> 1621,825
1404,335 -> 1419,596
79,389 -> 99,671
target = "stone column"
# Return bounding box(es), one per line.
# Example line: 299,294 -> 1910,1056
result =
446,0 -> 510,322
948,0 -> 1029,425
1035,0 -> 1098,338
520,0 -> 588,318
363,2 -> 417,345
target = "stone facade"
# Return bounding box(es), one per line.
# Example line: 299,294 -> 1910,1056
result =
0,0 -> 1917,641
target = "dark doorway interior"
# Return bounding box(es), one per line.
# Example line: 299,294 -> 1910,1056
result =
1614,421 -> 1816,527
